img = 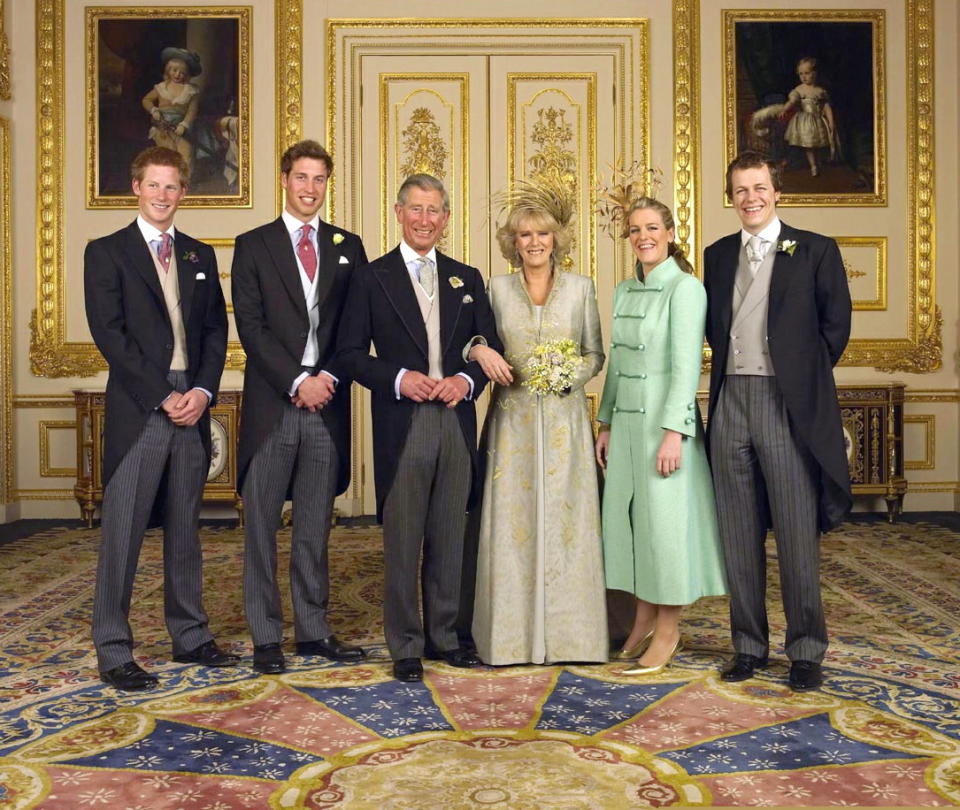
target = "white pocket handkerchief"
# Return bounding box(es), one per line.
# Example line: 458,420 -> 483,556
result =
195,272 -> 205,280
462,294 -> 473,303
338,255 -> 350,264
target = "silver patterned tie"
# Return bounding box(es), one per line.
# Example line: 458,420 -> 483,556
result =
416,256 -> 436,297
746,235 -> 764,276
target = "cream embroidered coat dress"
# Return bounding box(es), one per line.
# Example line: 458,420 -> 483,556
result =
472,270 -> 609,665
598,257 -> 727,605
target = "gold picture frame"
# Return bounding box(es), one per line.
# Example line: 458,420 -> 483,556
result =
86,6 -> 251,209
32,0 -> 270,377
723,9 -> 886,207
836,236 -> 887,312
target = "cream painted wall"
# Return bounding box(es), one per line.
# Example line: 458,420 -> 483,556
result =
1,0 -> 957,520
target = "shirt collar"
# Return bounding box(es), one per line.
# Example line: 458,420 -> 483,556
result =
137,215 -> 176,245
399,240 -> 438,268
741,216 -> 781,247
282,209 -> 321,236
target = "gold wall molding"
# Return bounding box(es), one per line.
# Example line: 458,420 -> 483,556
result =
672,0 -> 700,267
904,389 -> 960,403
13,396 -> 74,409
1,117 -> 11,501
276,0 -> 302,215
39,420 -> 76,477
904,414 -> 935,471
836,236 -> 887,311
0,0 -> 10,100
907,481 -> 959,494
13,489 -> 75,500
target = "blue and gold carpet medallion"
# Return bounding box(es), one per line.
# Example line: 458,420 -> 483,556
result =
0,523 -> 958,807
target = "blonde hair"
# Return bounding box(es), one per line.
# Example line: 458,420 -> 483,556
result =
496,207 -> 572,269
623,197 -> 695,275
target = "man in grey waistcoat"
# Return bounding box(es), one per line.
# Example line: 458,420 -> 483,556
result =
85,146 -> 236,691
703,151 -> 852,692
336,174 -> 502,682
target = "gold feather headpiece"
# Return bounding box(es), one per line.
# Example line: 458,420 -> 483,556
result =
492,175 -> 576,232
595,160 -> 664,238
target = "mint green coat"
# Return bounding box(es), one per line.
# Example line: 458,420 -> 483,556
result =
597,257 -> 726,604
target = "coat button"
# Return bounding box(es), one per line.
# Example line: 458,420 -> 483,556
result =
639,408 -> 646,414
685,417 -> 694,424
165,343 -> 173,349
300,331 -> 308,338
613,406 -> 619,413
640,312 -> 646,318
640,373 -> 647,379
687,403 -> 695,410
639,344 -> 645,351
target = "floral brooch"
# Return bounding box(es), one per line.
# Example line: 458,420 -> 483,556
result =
777,239 -> 798,257
449,276 -> 464,288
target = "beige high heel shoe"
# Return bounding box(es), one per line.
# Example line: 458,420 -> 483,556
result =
612,630 -> 654,661
623,637 -> 683,675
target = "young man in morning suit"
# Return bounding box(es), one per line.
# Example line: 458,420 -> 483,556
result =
232,140 -> 368,675
85,146 -> 236,691
703,151 -> 852,692
336,174 -> 502,682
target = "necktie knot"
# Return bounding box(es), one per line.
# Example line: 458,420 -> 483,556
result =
415,256 -> 436,297
297,224 -> 317,282
157,232 -> 173,271
746,235 -> 765,265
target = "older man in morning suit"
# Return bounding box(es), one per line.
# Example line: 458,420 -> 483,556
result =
85,146 -> 236,691
232,140 -> 368,675
337,174 -> 502,682
703,151 -> 852,692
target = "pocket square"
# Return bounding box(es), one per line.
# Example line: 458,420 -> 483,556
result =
462,294 -> 473,303
195,272 -> 206,280
338,255 -> 350,265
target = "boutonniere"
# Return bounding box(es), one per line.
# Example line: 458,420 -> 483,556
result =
181,250 -> 200,264
332,233 -> 345,245
449,276 -> 464,289
462,294 -> 473,304
777,239 -> 798,257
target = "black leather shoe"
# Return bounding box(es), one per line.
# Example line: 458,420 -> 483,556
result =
788,660 -> 823,692
100,661 -> 159,691
393,657 -> 424,682
253,643 -> 286,674
720,653 -> 769,682
296,635 -> 365,661
440,647 -> 482,668
173,640 -> 240,668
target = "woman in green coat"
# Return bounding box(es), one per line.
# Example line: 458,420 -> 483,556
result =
595,198 -> 726,675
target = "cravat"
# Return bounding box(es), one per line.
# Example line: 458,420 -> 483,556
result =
297,224 -> 317,283
157,232 -> 172,272
746,235 -> 765,276
416,256 -> 436,297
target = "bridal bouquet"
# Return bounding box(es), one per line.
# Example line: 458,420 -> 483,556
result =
522,338 -> 582,396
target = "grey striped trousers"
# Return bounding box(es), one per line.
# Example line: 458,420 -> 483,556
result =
709,375 -> 827,663
242,402 -> 338,646
92,370 -> 213,671
382,404 -> 471,660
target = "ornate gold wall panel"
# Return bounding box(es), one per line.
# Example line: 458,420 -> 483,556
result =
904,414 -> 935,471
38,420 -> 75,477
276,0 -> 302,214
507,77 -> 596,283
836,237 -> 887,311
672,0 -> 700,266
1,117 -> 11,501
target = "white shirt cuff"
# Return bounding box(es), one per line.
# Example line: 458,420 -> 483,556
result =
289,371 -> 310,398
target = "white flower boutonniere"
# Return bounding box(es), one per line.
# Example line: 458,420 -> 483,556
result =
332,233 -> 345,245
777,239 -> 798,257
449,276 -> 464,289
462,294 -> 473,304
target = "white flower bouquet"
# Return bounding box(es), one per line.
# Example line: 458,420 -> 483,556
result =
522,338 -> 582,396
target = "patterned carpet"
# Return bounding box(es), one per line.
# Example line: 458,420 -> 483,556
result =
0,521 -> 958,808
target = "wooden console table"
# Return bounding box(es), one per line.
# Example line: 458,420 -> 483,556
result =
73,390 -> 243,526
836,383 -> 907,521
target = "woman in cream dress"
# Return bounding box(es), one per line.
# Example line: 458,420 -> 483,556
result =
469,185 -> 608,665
